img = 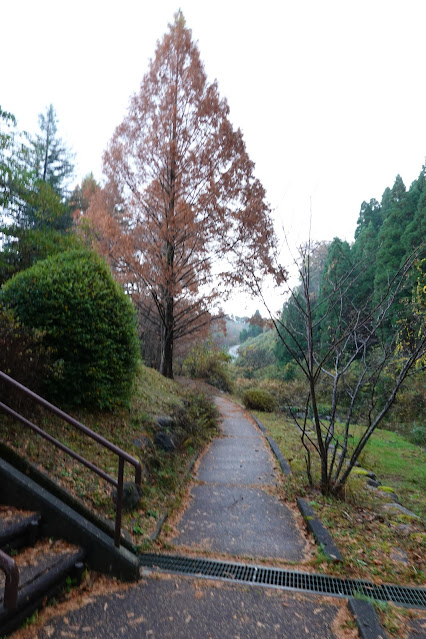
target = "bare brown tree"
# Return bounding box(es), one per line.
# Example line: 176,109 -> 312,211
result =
83,12 -> 277,378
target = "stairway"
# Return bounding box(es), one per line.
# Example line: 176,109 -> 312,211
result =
0,371 -> 141,635
0,504 -> 85,637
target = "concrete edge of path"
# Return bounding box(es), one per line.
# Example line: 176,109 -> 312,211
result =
250,414 -> 292,475
348,598 -> 389,639
297,498 -> 343,563
248,412 -> 344,564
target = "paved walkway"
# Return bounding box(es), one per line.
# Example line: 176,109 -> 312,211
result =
13,395 -> 412,639
27,575 -> 350,638
170,396 -> 306,560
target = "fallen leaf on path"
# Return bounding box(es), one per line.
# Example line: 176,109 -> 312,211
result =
129,615 -> 146,626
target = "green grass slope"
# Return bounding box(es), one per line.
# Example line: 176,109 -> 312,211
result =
0,364 -> 218,549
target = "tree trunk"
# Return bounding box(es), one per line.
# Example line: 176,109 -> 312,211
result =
160,295 -> 174,378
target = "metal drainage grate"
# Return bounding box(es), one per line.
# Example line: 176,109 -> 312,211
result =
139,553 -> 426,609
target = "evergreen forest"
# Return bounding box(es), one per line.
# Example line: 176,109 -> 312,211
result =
276,170 -> 425,367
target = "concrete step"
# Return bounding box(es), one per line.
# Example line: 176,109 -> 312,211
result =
0,509 -> 86,637
0,505 -> 41,551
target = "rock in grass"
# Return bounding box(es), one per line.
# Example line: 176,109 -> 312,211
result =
367,478 -> 381,488
353,467 -> 376,480
154,415 -> 175,429
133,436 -> 155,453
390,547 -> 409,565
154,431 -> 176,452
382,503 -> 420,520
112,482 -> 142,511
377,485 -> 399,502
395,523 -> 416,536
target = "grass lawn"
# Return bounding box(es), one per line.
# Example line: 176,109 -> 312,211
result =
349,425 -> 425,517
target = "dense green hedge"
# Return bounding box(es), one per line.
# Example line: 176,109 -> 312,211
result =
0,305 -> 54,410
0,250 -> 140,409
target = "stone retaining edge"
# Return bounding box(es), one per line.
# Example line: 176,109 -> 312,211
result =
297,498 -> 343,563
250,414 -> 292,475
348,598 -> 389,639
250,414 -> 343,562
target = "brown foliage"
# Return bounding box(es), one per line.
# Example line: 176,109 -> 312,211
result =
69,173 -> 98,218
81,12 -> 277,378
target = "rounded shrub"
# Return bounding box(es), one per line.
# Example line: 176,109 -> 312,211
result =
0,305 -> 54,410
242,388 -> 276,412
0,250 -> 140,409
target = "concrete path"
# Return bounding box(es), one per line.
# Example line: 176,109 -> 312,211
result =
170,396 -> 307,561
25,575 -> 352,639
9,395 -> 396,638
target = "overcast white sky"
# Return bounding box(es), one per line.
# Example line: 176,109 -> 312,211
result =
2,0 -> 425,314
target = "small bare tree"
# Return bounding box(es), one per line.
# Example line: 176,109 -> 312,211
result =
258,241 -> 425,495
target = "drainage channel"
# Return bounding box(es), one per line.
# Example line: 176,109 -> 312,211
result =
139,553 -> 426,609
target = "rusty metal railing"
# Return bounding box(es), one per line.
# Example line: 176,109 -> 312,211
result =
0,548 -> 18,610
0,370 -> 142,548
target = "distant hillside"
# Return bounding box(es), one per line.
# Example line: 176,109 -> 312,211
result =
234,329 -> 277,378
212,315 -> 249,349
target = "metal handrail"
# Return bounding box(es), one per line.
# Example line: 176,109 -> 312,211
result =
0,370 -> 142,548
0,548 -> 19,610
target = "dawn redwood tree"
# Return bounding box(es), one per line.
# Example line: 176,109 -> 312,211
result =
84,12 -> 277,378
69,173 -> 98,218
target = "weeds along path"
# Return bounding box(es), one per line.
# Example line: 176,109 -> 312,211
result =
170,395 -> 307,561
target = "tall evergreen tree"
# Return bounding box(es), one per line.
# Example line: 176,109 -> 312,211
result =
0,108 -> 16,211
375,176 -> 411,291
24,104 -> 74,230
354,198 -> 382,239
0,108 -> 33,219
0,106 -> 77,281
350,199 -> 382,307
315,238 -> 354,358
373,175 -> 416,329
401,166 -> 426,256
275,242 -> 329,367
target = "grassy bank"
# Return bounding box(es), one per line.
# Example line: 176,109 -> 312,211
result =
0,365 -> 218,549
250,410 -> 425,587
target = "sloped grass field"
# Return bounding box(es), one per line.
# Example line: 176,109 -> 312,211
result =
0,365 -> 219,549
250,410 -> 425,588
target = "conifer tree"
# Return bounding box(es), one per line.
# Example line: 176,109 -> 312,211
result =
0,106 -> 76,280
350,199 -> 381,307
85,12 -> 277,378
